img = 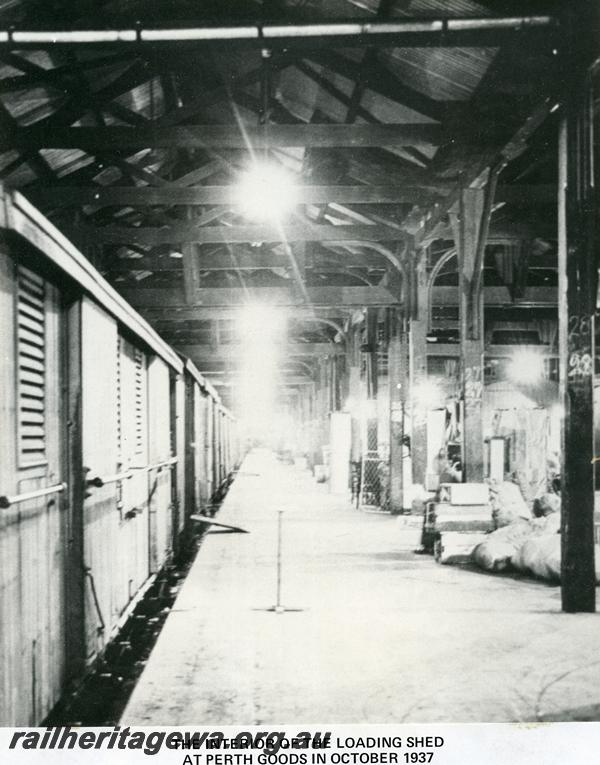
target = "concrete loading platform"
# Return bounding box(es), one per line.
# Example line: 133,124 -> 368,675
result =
123,451 -> 600,725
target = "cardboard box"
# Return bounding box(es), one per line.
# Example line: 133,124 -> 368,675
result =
441,482 -> 490,505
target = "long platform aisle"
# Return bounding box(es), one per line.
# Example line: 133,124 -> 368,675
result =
123,451 -> 600,724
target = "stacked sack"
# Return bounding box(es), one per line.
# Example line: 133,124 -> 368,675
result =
472,485 -> 570,579
471,482 -> 532,572
473,486 -> 600,582
471,518 -> 531,572
510,511 -> 561,580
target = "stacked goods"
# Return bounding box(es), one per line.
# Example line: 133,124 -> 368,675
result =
511,531 -> 600,582
422,482 -> 493,558
471,518 -> 532,572
512,534 -> 561,580
490,481 -> 530,528
473,493 -> 600,582
503,512 -> 560,576
532,492 -> 560,517
435,531 -> 490,565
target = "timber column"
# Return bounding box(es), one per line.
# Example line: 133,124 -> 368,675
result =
451,186 -> 488,482
388,313 -> 409,513
410,254 -> 429,488
558,3 -> 598,613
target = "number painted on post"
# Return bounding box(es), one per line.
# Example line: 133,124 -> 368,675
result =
568,351 -> 593,379
464,366 -> 483,401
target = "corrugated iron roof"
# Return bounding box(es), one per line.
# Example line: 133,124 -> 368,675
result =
345,0 -> 491,16
383,46 -> 497,101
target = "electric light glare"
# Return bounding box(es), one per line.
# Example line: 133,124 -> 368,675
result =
236,161 -> 298,221
507,350 -> 545,384
238,303 -> 286,341
415,379 -> 441,410
236,303 -> 286,441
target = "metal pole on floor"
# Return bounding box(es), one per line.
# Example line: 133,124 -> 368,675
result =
257,510 -> 302,614
275,510 -> 284,613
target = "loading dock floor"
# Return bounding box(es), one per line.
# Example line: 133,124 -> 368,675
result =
123,450 -> 600,724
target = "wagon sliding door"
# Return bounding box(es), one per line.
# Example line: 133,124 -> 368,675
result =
147,356 -> 173,572
79,300 -> 157,661
0,261 -> 66,725
206,396 -> 215,501
117,333 -> 150,600
195,387 -> 211,510
171,371 -> 185,551
79,298 -> 119,661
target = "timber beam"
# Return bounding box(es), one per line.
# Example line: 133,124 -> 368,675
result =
423,343 -> 558,358
65,222 -> 410,245
104,248 -> 389,272
206,376 -> 314,386
413,97 -> 559,245
175,343 -> 344,360
1,124 -> 442,151
118,285 -> 399,308
65,219 -> 549,247
126,285 -> 556,320
27,183 -> 556,208
139,305 -> 352,320
432,285 -> 556,306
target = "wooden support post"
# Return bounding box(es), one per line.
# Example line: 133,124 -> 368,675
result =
410,255 -> 429,488
451,187 -> 486,482
559,74 -> 596,613
348,363 -> 361,463
313,359 -> 329,469
182,208 -> 201,304
346,319 -> 362,475
366,308 -> 379,401
364,308 -> 379,455
388,315 -> 409,514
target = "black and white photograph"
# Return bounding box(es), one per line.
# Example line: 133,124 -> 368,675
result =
0,0 -> 599,758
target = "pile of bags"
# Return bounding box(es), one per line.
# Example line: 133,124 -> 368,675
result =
490,481 -> 531,528
472,483 -> 600,582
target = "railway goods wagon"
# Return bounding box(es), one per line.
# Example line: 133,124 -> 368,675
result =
184,359 -> 240,520
213,400 -> 239,495
184,359 -> 217,520
0,187 -> 237,725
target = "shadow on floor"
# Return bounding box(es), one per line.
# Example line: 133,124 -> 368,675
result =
540,702 -> 600,722
335,551 -> 430,563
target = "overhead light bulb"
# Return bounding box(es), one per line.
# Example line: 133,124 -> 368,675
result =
507,350 -> 545,384
235,161 -> 298,222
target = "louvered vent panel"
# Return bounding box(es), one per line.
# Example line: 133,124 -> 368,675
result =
116,335 -> 122,456
134,348 -> 144,455
17,266 -> 46,466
